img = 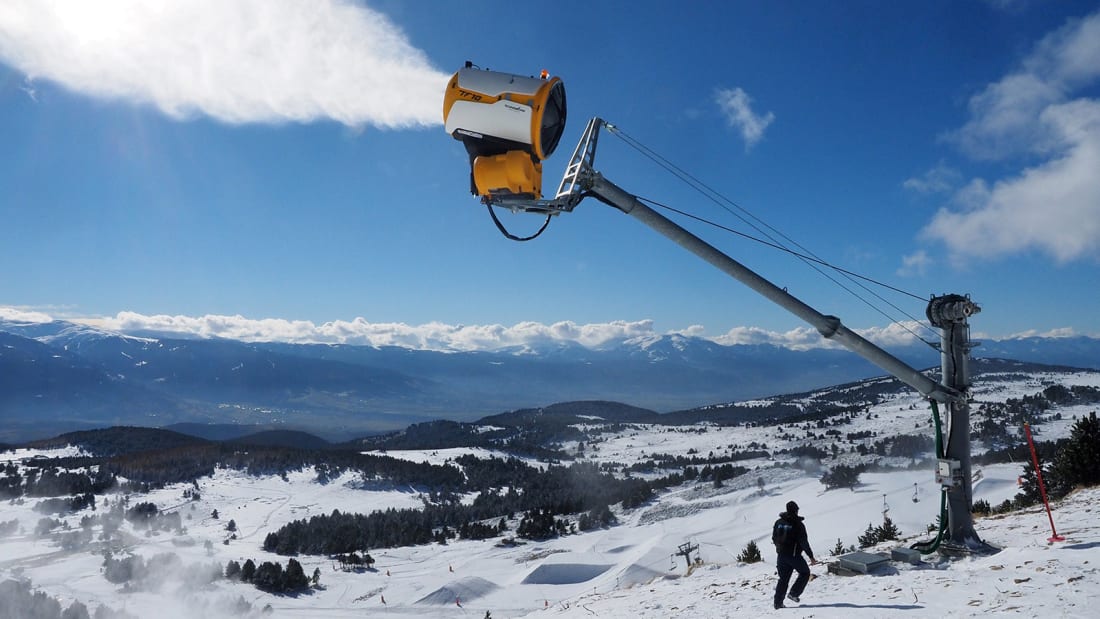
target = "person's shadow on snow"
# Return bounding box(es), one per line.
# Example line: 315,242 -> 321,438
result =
797,603 -> 923,610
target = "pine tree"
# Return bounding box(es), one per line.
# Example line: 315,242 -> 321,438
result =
876,515 -> 900,541
62,600 -> 90,619
284,558 -> 309,591
1016,456 -> 1047,508
737,540 -> 762,564
241,558 -> 256,582
263,532 -> 279,552
858,523 -> 878,548
821,464 -> 862,491
253,561 -> 284,592
1051,412 -> 1100,497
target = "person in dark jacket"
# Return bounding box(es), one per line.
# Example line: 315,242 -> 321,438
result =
773,500 -> 818,609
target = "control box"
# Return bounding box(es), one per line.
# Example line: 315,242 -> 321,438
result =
936,459 -> 962,489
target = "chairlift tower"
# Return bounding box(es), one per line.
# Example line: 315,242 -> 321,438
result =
443,70 -> 994,554
676,541 -> 699,570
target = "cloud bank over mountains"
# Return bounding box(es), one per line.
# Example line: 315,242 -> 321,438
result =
0,0 -> 448,128
0,306 -> 1084,354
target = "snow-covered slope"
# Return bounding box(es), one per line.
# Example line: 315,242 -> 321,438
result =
1,366 -> 1097,618
3,456 -> 1094,618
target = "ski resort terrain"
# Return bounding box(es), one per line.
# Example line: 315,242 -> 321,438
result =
1,363 -> 1098,618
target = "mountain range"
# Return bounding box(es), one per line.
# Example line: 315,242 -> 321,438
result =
2,316 -> 1098,442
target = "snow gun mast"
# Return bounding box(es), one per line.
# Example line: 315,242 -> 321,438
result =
443,65 -> 992,555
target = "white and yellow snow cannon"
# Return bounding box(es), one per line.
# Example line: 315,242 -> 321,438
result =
443,63 -> 567,200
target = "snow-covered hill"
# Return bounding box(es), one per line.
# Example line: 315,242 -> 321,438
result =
1,365 -> 1098,618
3,457 -> 1095,618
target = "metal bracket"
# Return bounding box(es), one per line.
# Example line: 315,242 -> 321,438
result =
483,117 -> 606,215
554,117 -> 603,201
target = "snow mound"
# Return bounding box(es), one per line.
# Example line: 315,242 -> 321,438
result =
415,576 -> 499,605
522,563 -> 613,585
617,562 -> 668,587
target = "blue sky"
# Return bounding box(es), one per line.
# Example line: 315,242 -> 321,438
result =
1,0 -> 1098,351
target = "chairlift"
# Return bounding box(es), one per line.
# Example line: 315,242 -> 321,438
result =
912,482 -> 919,503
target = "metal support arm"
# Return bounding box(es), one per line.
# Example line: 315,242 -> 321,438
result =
586,172 -> 962,404
483,115 -> 987,551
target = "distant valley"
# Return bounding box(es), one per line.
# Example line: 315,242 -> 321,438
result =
2,316 -> 1098,442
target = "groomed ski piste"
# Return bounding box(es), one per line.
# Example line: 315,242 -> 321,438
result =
2,368 -> 1098,618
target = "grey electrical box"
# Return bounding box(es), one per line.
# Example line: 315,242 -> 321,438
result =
838,551 -> 890,574
936,459 -> 962,488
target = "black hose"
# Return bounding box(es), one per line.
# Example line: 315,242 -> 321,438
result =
487,205 -> 552,241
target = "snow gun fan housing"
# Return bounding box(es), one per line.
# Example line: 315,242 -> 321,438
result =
443,65 -> 567,200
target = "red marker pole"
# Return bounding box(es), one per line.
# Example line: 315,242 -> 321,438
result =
1023,423 -> 1065,543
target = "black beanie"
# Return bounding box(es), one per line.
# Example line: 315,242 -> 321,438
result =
786,501 -> 799,514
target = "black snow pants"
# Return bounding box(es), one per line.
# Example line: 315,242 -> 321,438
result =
774,553 -> 810,606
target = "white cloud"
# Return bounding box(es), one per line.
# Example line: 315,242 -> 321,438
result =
69,311 -> 666,352
24,307 -> 1086,352
947,11 -> 1100,159
897,249 -> 932,277
0,306 -> 53,323
0,307 -> 933,353
947,74 -> 1062,159
903,162 -> 961,194
712,325 -> 822,350
715,87 -> 774,149
17,76 -> 37,101
712,322 -> 929,351
668,324 -> 707,338
853,321 -> 929,348
0,0 -> 449,128
1004,327 -> 1078,339
924,10 -> 1100,262
925,100 -> 1100,262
